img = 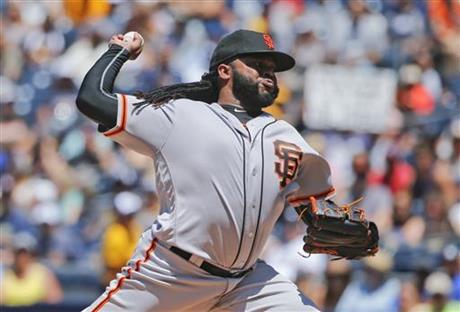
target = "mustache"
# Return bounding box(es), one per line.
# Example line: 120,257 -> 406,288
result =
269,85 -> 279,98
259,78 -> 278,97
262,83 -> 279,100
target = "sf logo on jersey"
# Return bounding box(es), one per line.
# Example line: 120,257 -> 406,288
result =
274,140 -> 303,188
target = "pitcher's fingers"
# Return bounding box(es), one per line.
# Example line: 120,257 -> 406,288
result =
109,38 -> 124,45
133,33 -> 144,46
133,33 -> 142,43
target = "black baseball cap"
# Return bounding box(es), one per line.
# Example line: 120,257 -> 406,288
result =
209,30 -> 295,72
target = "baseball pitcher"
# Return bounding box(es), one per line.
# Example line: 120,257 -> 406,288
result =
76,29 -> 378,312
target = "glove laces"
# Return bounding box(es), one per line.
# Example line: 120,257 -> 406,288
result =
340,196 -> 364,219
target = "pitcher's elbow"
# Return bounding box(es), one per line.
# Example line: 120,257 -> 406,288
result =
76,89 -> 93,117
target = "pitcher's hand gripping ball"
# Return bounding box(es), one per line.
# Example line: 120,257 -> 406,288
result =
124,31 -> 144,60
287,154 -> 379,260
110,31 -> 144,60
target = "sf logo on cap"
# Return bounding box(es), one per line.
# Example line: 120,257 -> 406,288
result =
263,34 -> 275,49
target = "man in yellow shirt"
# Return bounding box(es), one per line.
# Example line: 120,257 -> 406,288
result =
101,191 -> 143,287
1,232 -> 63,306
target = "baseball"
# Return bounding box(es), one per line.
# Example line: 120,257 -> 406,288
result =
123,31 -> 144,47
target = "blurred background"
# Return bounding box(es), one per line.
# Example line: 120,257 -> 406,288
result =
0,0 -> 459,311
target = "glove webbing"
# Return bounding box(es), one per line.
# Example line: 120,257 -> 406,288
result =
296,196 -> 365,223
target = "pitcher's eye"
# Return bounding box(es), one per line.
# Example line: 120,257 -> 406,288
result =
241,59 -> 274,74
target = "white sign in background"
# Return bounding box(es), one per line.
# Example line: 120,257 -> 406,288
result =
304,65 -> 398,133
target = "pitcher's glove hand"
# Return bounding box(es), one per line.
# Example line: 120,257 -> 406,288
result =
294,197 -> 379,260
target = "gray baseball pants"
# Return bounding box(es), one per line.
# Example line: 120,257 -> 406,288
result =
83,230 -> 319,312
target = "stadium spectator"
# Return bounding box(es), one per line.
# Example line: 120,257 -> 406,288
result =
410,271 -> 460,312
100,191 -> 142,286
399,279 -> 422,312
335,251 -> 401,312
0,232 -> 63,306
323,260 -> 352,312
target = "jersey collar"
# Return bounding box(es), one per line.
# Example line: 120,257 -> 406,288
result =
220,104 -> 254,124
210,103 -> 276,137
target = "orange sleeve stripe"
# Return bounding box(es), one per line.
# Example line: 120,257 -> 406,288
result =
288,187 -> 336,205
104,94 -> 128,137
91,238 -> 158,312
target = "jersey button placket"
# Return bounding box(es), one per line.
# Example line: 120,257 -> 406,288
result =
242,136 -> 261,267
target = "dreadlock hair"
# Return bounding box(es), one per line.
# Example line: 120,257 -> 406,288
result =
132,72 -> 219,115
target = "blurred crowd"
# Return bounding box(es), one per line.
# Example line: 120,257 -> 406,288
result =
0,0 -> 459,311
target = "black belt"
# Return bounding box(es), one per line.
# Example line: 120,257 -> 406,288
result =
169,246 -> 252,278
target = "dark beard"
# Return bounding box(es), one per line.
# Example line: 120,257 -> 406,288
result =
232,70 -> 279,115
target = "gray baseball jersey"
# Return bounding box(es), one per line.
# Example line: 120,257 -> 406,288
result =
105,94 -> 318,271
84,94 -> 321,311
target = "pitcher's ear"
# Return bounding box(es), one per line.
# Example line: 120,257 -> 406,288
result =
217,63 -> 232,80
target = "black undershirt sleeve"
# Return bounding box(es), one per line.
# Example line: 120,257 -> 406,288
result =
76,44 -> 130,129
